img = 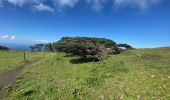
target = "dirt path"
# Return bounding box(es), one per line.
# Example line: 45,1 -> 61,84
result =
0,60 -> 42,99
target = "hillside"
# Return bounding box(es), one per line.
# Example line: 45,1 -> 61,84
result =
1,47 -> 170,99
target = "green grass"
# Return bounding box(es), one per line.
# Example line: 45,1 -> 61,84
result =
3,47 -> 170,99
0,50 -> 47,73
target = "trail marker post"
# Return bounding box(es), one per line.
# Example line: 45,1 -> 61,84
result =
24,50 -> 26,60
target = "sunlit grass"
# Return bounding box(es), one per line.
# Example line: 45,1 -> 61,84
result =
0,50 -> 47,73
3,47 -> 170,99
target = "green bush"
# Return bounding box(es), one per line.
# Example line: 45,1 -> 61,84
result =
53,37 -> 117,61
0,45 -> 9,50
117,43 -> 133,49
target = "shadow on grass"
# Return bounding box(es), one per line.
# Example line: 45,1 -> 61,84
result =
70,57 -> 98,64
64,54 -> 75,57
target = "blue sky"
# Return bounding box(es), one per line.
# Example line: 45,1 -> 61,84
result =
0,0 -> 170,48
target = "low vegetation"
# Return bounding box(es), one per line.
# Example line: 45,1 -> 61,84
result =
2,47 -> 170,99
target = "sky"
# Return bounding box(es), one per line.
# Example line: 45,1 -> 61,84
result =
0,0 -> 170,48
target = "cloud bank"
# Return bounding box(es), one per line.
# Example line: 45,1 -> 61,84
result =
33,40 -> 50,44
0,0 -> 163,12
0,34 -> 16,40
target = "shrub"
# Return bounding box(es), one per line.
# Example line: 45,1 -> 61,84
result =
0,45 -> 9,50
117,43 -> 133,50
30,44 -> 44,52
45,43 -> 55,52
53,37 -> 115,61
30,43 -> 55,52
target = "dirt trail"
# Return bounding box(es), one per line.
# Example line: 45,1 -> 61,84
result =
0,60 -> 42,99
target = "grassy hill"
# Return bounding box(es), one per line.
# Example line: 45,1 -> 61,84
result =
1,47 -> 170,99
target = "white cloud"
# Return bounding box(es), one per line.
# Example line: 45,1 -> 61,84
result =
0,34 -> 16,40
113,0 -> 161,10
0,0 -> 2,7
54,0 -> 78,8
4,0 -> 55,12
33,40 -> 50,44
0,0 -> 163,12
8,0 -> 28,6
86,0 -> 107,12
7,0 -> 41,7
34,3 -> 54,12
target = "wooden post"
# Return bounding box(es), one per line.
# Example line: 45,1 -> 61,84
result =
24,50 -> 26,60
44,44 -> 45,55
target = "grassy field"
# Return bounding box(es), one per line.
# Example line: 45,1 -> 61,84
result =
0,50 -> 46,73
2,47 -> 170,99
